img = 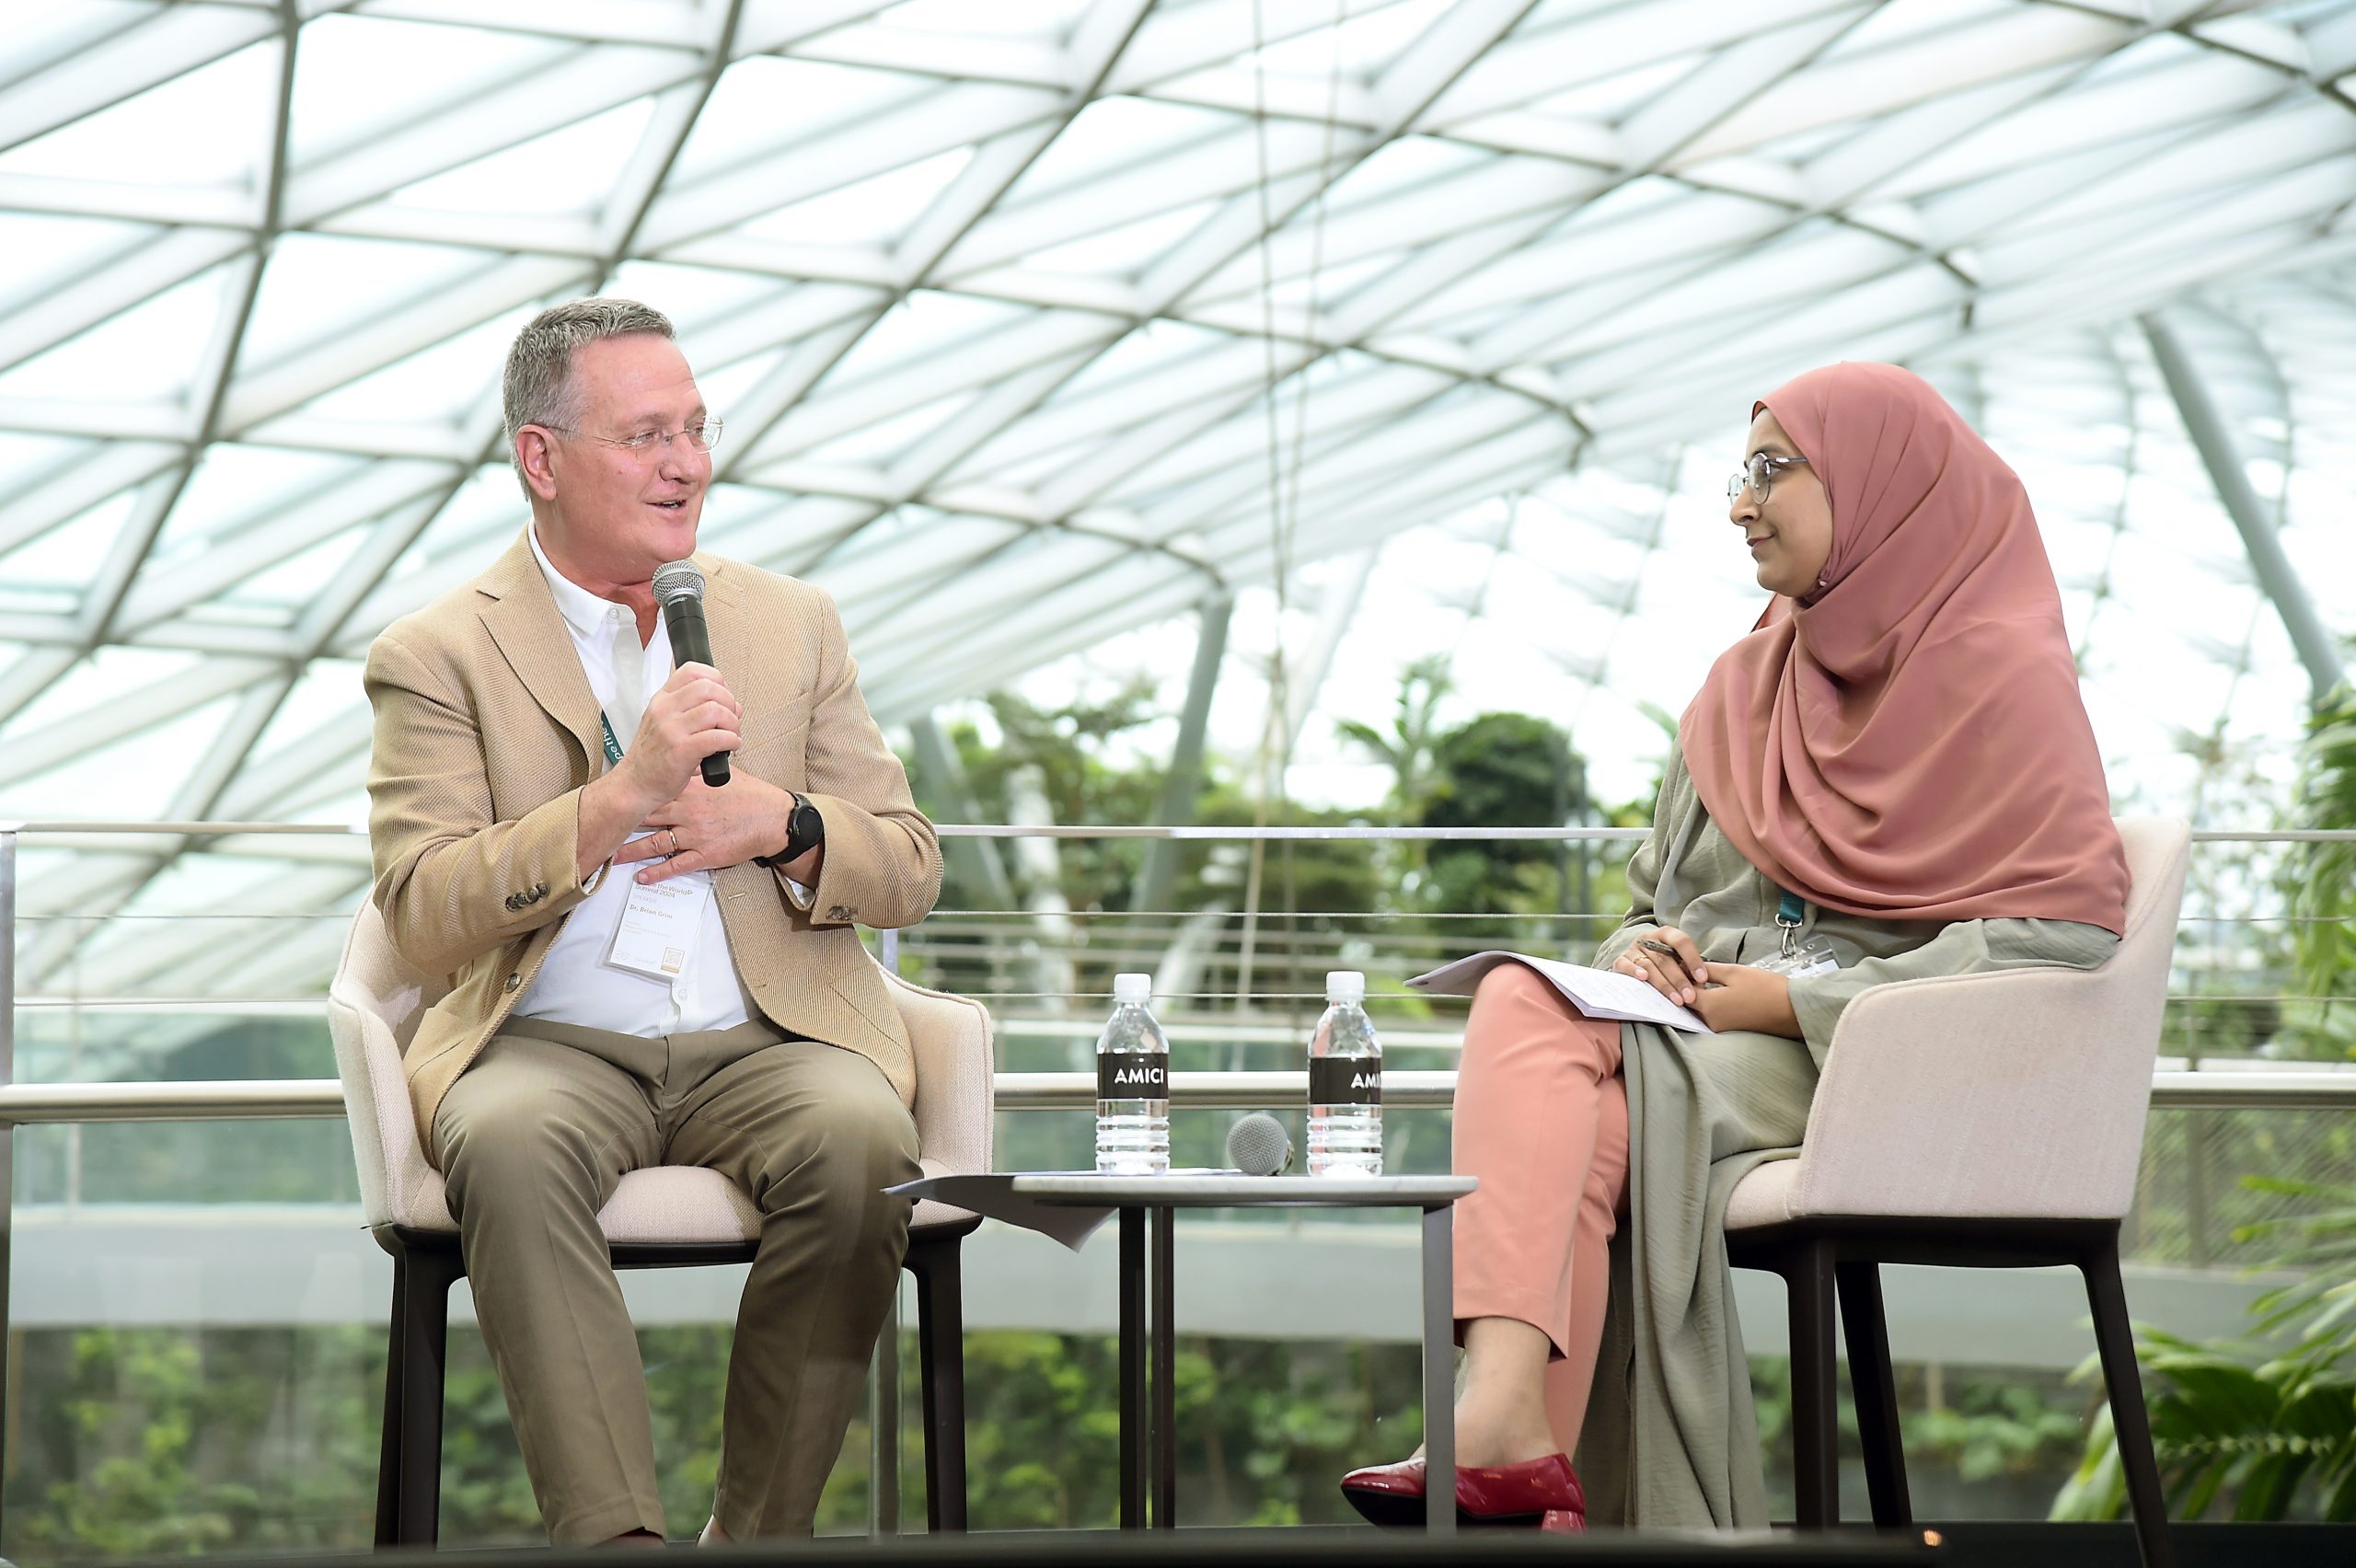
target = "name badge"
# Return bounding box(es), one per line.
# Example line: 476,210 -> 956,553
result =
606,836 -> 711,980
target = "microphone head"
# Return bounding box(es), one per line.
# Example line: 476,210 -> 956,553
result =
1226,1113 -> 1293,1177
652,559 -> 706,607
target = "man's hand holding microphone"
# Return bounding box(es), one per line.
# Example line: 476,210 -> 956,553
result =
576,663 -> 817,888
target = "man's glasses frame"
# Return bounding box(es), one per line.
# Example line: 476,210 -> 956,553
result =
542,418 -> 725,455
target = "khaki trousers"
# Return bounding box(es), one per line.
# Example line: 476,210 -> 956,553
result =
429,1015 -> 920,1544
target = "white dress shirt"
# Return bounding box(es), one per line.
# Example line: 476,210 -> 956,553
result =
513,525 -> 761,1036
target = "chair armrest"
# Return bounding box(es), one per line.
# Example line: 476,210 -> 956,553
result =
883,965 -> 995,1184
1790,960 -> 2165,1222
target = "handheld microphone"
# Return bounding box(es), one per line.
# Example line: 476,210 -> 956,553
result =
651,559 -> 730,788
1226,1113 -> 1294,1177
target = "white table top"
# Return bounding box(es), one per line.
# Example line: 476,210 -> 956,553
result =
887,1171 -> 1475,1248
1009,1172 -> 1476,1208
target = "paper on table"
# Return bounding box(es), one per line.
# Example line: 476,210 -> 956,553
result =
887,1173 -> 1111,1249
1404,951 -> 1712,1034
884,1170 -> 1237,1251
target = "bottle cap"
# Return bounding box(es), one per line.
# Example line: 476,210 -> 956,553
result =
1325,970 -> 1365,1002
1114,973 -> 1152,1005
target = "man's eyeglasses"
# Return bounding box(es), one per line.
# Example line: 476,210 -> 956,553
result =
545,418 -> 724,455
1727,450 -> 1807,505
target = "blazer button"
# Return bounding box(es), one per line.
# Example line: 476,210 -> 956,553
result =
503,973 -> 521,993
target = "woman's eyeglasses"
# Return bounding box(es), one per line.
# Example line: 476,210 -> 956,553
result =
1727,450 -> 1807,505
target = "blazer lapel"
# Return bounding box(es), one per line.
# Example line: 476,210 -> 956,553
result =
699,550 -> 757,718
476,533 -> 604,767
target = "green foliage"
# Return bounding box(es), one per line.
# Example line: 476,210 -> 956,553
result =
2277,683 -> 2356,1061
1750,1357 -> 2090,1515
1419,711 -> 1580,918
2,1324 -> 1435,1553
2286,685 -> 2356,994
10,1328 -> 378,1559
932,684 -> 1168,914
2053,1176 -> 2356,1523
1333,653 -> 1454,817
1911,1381 -> 2090,1483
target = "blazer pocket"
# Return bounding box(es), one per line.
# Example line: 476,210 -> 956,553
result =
831,971 -> 904,1044
744,697 -> 814,751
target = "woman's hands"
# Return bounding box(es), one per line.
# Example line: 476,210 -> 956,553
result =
1690,962 -> 1800,1037
1612,927 -> 1707,1006
1611,927 -> 1803,1038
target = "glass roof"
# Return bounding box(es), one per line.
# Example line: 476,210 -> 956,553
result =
3,0 -> 2352,997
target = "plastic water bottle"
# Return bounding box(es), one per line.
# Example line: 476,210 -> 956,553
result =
1094,973 -> 1170,1174
1308,970 -> 1382,1177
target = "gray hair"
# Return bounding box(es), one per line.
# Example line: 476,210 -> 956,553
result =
502,296 -> 675,497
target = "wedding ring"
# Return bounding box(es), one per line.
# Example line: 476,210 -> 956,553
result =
664,829 -> 680,857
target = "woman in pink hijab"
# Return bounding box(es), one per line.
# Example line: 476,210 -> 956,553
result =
1341,363 -> 2130,1532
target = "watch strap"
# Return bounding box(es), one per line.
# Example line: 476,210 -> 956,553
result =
757,796 -> 823,867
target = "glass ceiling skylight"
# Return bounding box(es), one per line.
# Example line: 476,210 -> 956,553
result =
2,0 -> 2352,998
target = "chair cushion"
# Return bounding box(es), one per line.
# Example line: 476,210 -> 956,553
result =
1723,1159 -> 1799,1231
390,1162 -> 971,1242
599,1167 -> 762,1244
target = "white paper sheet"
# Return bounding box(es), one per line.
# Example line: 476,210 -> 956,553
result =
1403,951 -> 1712,1034
885,1170 -> 1241,1251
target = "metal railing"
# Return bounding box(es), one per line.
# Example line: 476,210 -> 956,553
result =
5,820 -> 2354,1133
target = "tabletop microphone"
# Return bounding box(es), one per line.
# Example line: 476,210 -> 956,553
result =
651,559 -> 729,788
1226,1113 -> 1294,1177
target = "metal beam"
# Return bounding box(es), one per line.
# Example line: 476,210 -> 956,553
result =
908,715 -> 1016,913
1283,548 -> 1376,752
1132,593 -> 1231,915
2140,312 -> 2345,706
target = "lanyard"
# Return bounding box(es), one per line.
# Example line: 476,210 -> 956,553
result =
598,712 -> 624,767
1774,888 -> 1806,958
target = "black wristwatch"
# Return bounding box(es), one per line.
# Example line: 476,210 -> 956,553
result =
757,793 -> 825,868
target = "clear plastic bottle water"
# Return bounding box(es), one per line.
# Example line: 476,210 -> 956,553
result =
1094,973 -> 1170,1174
1307,970 -> 1382,1177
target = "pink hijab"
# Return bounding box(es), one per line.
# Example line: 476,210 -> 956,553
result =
1679,362 -> 2129,935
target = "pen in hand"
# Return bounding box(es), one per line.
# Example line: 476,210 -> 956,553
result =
1638,938 -> 1726,995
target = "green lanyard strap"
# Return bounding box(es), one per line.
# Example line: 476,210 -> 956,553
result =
1775,889 -> 1806,957
598,713 -> 624,767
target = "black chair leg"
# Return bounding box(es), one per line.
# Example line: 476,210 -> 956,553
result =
907,1232 -> 969,1533
1835,1261 -> 1911,1528
375,1247 -> 410,1547
1785,1238 -> 1841,1528
2081,1236 -> 2175,1568
394,1242 -> 461,1547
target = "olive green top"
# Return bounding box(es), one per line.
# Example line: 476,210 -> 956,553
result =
1574,744 -> 2118,1527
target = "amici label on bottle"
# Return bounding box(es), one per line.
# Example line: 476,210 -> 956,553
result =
1097,1055 -> 1169,1098
1310,1058 -> 1381,1105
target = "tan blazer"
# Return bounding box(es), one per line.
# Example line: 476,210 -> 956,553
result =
363,533 -> 942,1151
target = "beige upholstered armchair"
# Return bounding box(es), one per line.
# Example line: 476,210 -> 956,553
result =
329,899 -> 992,1546
1724,816 -> 2190,1568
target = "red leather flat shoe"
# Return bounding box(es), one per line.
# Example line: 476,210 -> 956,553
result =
1339,1455 -> 1426,1518
1340,1452 -> 1584,1532
1456,1452 -> 1586,1532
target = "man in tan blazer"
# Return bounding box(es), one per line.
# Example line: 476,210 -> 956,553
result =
364,297 -> 941,1545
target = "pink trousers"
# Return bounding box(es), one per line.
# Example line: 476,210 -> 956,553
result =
1449,962 -> 1631,1458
